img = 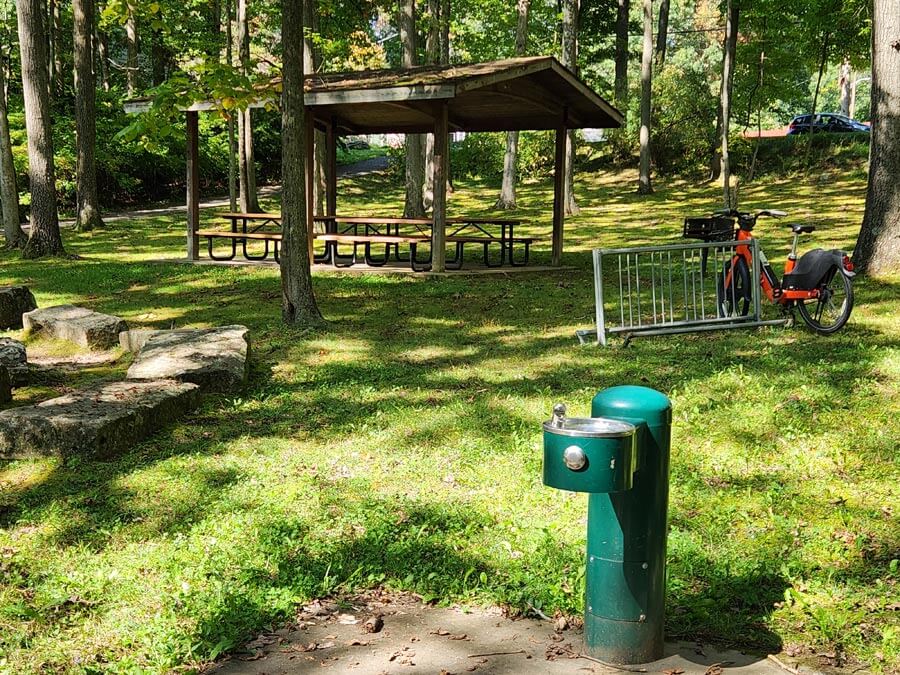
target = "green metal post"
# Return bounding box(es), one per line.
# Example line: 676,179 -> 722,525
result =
586,385 -> 672,664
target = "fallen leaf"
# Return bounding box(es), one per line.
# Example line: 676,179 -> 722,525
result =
363,615 -> 384,633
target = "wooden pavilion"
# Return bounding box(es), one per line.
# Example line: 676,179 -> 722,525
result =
126,56 -> 623,272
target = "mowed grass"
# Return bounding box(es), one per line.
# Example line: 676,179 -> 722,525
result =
0,165 -> 898,674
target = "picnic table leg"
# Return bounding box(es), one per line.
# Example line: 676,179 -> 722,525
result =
207,236 -> 238,261
364,241 -> 389,266
331,241 -> 357,267
410,242 -> 432,272
242,237 -> 272,261
445,241 -> 464,270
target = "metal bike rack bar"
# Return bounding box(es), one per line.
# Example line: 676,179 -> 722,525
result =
578,239 -> 789,346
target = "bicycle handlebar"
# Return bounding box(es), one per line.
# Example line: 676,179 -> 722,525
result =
711,208 -> 787,219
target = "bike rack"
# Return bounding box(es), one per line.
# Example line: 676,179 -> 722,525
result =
578,239 -> 789,346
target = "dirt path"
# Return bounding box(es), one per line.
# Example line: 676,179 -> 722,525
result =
207,593 -> 787,675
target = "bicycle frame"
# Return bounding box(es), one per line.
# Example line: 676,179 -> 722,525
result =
726,228 -> 821,305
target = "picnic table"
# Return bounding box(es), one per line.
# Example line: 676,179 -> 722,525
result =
197,213 -> 535,271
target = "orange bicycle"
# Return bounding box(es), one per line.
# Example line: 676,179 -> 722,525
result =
713,208 -> 856,334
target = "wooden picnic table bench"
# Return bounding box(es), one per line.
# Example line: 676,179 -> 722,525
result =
313,215 -> 534,270
198,212 -> 536,270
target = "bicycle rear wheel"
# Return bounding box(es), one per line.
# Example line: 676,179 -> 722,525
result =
716,257 -> 751,318
796,268 -> 853,334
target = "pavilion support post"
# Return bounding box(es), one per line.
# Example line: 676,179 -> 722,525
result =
186,110 -> 200,261
431,102 -> 449,272
552,117 -> 566,266
326,118 -> 337,217
305,107 -> 315,262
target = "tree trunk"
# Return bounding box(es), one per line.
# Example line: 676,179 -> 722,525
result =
495,0 -> 529,210
719,0 -> 738,209
853,0 -> 900,276
655,0 -> 669,68
422,0 -> 440,211
804,32 -> 830,170
49,0 -> 62,95
125,0 -> 138,95
614,0 -> 630,117
16,0 -> 64,257
96,28 -> 110,91
73,0 -> 103,231
150,32 -> 168,86
236,0 -> 260,213
0,48 -> 24,249
561,0 -> 579,215
280,0 -> 323,325
637,0 -> 653,195
303,0 -> 326,218
399,0 -> 425,218
225,0 -> 237,212
839,59 -> 852,117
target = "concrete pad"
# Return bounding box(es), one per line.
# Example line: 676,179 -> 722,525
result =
22,305 -> 128,350
0,338 -> 28,386
126,325 -> 249,393
0,380 -> 200,459
208,593 -> 784,675
0,285 -> 37,329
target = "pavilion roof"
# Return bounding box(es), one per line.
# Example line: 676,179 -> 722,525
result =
125,56 -> 622,134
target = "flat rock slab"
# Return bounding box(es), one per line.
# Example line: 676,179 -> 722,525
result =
0,286 -> 37,329
0,380 -> 200,459
0,338 -> 28,386
126,325 -> 249,393
23,305 -> 128,350
119,329 -> 166,353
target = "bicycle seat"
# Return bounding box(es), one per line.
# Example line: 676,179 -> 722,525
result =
786,223 -> 816,234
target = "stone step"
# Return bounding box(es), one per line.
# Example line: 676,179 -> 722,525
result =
0,380 -> 200,459
126,325 -> 249,393
0,286 -> 37,329
0,338 -> 28,386
22,305 -> 128,350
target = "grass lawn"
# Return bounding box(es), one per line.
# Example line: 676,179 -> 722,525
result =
1,165 -> 898,674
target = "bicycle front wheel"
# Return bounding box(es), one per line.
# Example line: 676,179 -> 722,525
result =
716,257 -> 751,318
796,268 -> 853,334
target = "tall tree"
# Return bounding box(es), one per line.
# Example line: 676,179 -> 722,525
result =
399,0 -> 425,218
236,0 -> 260,213
494,0 -> 529,210
561,0 -> 579,215
719,0 -> 738,208
73,0 -> 104,231
225,0 -> 237,212
637,0 -> 653,194
853,0 -> 900,275
304,0 -> 326,217
16,0 -> 64,257
614,0 -> 630,116
0,35 -> 24,249
125,0 -> 138,95
280,0 -> 323,325
655,0 -> 669,67
839,59 -> 853,116
95,26 -> 110,91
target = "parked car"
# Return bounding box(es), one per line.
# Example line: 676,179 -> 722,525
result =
787,113 -> 870,135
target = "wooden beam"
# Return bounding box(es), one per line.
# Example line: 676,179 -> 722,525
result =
431,102 -> 449,272
306,84 -> 454,107
552,117 -> 566,267
305,106 -> 315,262
326,118 -> 337,217
186,110 -> 200,260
